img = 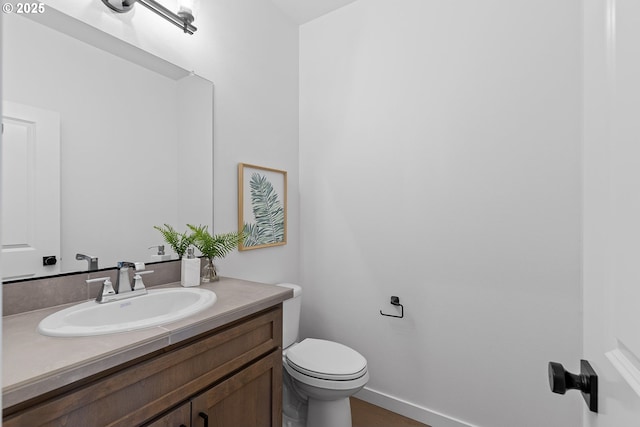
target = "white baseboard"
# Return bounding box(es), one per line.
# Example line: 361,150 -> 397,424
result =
355,387 -> 478,427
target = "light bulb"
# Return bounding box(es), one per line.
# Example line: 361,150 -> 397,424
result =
178,0 -> 199,23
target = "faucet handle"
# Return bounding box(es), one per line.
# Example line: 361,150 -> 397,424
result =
86,276 -> 112,284
101,279 -> 116,296
87,277 -> 115,303
132,270 -> 154,291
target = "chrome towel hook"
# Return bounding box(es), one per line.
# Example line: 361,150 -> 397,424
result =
380,296 -> 404,318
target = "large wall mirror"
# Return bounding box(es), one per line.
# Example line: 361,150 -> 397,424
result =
1,10 -> 213,281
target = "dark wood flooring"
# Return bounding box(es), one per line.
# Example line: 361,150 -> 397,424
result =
351,397 -> 431,427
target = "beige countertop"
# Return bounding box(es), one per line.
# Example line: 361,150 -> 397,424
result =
2,277 -> 292,409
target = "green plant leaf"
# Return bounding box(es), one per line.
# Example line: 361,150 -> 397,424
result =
187,224 -> 243,259
244,172 -> 284,246
153,224 -> 194,258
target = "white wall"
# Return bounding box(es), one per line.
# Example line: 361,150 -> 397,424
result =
299,1 -> 582,426
19,0 -> 300,282
176,74 -> 214,232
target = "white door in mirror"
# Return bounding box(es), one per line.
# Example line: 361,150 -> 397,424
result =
2,102 -> 61,280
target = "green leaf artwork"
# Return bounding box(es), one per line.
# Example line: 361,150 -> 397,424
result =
243,172 -> 285,247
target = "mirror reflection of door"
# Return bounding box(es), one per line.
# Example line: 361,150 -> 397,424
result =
2,101 -> 60,280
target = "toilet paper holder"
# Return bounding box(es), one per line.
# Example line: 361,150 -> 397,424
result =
380,296 -> 404,318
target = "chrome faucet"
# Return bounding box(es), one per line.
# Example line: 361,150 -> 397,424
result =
115,261 -> 137,294
76,253 -> 99,271
89,262 -> 154,304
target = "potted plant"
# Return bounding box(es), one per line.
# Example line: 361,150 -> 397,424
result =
187,224 -> 243,282
153,224 -> 194,259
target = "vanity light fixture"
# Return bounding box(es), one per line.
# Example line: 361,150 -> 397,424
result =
102,0 -> 199,35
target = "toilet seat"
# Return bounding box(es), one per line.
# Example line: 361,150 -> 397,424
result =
284,359 -> 369,392
285,338 -> 368,381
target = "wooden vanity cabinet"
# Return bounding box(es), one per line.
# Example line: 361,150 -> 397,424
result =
190,349 -> 281,427
3,305 -> 283,427
144,350 -> 282,427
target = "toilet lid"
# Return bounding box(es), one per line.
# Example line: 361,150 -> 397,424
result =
285,338 -> 367,380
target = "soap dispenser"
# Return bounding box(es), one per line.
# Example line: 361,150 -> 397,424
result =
149,245 -> 171,262
181,247 -> 200,287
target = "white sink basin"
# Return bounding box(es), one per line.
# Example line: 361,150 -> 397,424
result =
38,288 -> 217,337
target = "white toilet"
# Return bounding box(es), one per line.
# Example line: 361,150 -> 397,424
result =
278,283 -> 369,427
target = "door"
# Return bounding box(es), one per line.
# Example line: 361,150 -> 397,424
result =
1,101 -> 60,280
583,0 -> 640,425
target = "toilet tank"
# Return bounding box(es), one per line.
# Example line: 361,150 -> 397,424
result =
277,283 -> 302,349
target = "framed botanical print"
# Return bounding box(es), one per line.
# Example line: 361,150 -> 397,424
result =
238,163 -> 287,250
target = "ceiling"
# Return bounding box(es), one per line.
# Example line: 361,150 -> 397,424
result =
270,0 -> 359,24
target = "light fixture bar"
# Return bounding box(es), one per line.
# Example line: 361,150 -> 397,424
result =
102,0 -> 197,34
137,0 -> 197,34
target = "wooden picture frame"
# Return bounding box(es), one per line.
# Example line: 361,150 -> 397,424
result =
238,163 -> 287,251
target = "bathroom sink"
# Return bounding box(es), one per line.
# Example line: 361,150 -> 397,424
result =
38,288 -> 217,337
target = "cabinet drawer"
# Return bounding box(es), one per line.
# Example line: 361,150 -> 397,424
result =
4,306 -> 282,427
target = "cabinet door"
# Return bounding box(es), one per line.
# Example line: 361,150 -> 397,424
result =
192,350 -> 282,427
143,402 -> 190,427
